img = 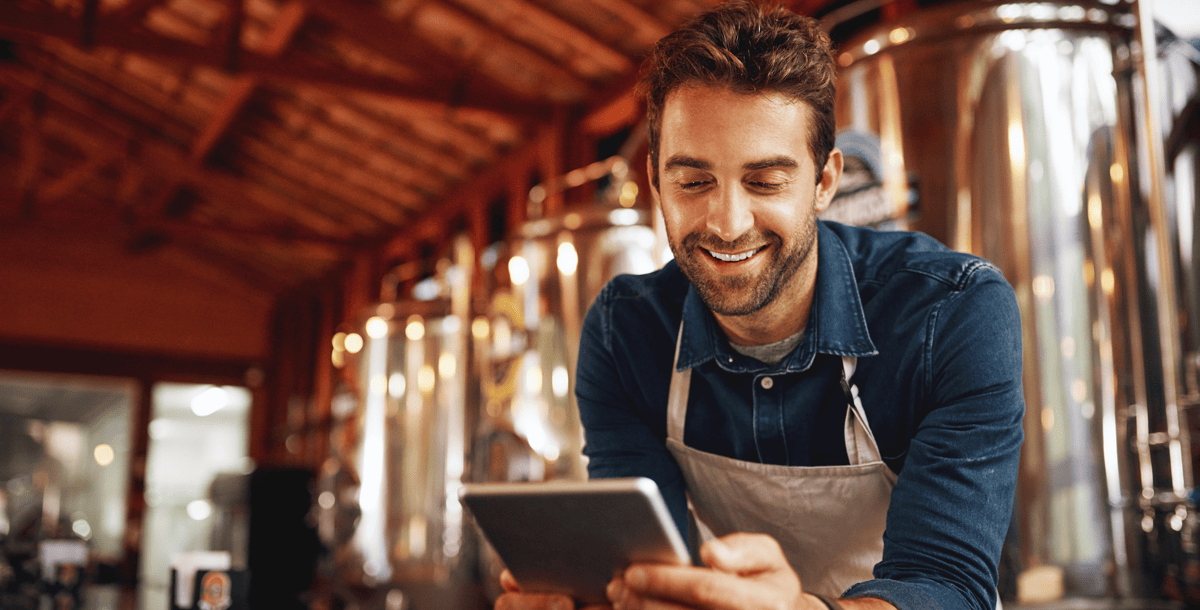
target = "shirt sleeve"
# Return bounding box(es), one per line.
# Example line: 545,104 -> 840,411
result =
843,263 -> 1025,610
575,284 -> 691,542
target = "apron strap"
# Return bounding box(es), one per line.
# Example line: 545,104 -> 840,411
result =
667,329 -> 689,443
841,356 -> 883,465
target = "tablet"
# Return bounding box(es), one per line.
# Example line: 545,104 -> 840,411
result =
459,477 -> 689,605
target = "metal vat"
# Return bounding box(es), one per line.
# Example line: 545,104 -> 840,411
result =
835,0 -> 1199,602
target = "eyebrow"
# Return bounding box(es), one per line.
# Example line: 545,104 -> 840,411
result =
663,155 -> 711,172
744,156 -> 799,171
662,155 -> 799,173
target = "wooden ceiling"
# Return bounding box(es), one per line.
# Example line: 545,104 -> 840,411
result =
0,0 -> 739,302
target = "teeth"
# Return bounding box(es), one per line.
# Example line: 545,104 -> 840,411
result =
707,248 -> 760,262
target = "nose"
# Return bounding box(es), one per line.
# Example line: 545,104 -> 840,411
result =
705,184 -> 754,243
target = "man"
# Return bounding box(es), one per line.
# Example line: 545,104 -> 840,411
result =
498,3 -> 1023,609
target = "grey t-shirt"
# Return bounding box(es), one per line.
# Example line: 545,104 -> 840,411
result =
728,328 -> 805,365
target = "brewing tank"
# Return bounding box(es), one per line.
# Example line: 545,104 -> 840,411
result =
315,237 -> 480,610
472,204 -> 659,484
834,0 -> 1199,602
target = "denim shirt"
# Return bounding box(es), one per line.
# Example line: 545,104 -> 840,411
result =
576,221 -> 1024,610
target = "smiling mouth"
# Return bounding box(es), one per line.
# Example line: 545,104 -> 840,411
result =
706,247 -> 763,262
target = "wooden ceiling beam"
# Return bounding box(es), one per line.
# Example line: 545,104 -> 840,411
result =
16,96 -> 45,218
438,0 -> 633,75
236,136 -> 414,226
36,146 -> 123,202
105,0 -> 169,25
284,91 -> 476,181
599,0 -> 672,43
191,75 -> 256,161
519,0 -> 669,57
0,3 -> 551,118
218,0 -> 246,71
422,0 -> 601,91
243,106 -> 450,195
192,0 -> 307,162
304,0 -> 565,109
10,74 -> 359,240
147,0 -> 309,235
80,0 -> 102,48
381,131 -> 543,261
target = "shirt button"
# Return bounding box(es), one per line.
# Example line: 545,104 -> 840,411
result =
760,377 -> 774,389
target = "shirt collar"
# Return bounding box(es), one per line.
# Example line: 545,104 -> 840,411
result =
675,221 -> 878,373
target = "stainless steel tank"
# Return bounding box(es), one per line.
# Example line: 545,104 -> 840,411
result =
472,172 -> 659,485
834,0 -> 1198,603
317,236 -> 479,609
469,166 -> 659,599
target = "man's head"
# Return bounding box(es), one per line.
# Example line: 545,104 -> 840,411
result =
640,1 -> 837,190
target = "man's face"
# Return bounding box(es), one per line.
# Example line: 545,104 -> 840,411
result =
651,84 -> 840,317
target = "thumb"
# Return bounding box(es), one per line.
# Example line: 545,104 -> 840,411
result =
499,569 -> 521,593
700,533 -> 790,575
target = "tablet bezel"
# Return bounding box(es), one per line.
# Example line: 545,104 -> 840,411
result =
460,477 -> 689,605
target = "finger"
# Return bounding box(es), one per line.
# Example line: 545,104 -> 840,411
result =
499,570 -> 522,593
617,595 -> 695,610
625,564 -> 794,610
495,592 -> 574,610
607,580 -> 693,610
699,533 -> 789,575
624,564 -> 736,608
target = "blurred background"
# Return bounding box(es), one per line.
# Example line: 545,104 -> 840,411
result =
0,0 -> 1198,608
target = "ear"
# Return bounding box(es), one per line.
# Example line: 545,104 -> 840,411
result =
646,154 -> 662,208
813,148 -> 843,214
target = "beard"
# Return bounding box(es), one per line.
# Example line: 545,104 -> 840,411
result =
669,215 -> 817,317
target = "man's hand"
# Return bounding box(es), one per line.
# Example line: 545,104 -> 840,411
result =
605,532 -> 899,610
494,569 -> 613,610
605,533 -> 826,610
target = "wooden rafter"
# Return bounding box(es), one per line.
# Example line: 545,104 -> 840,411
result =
597,0 -> 672,42
16,93 -> 45,218
105,0 -> 169,25
236,135 -> 416,224
0,2 -> 551,118
2,68 -> 361,242
304,0 -> 586,106
520,0 -> 669,56
193,0 -> 307,161
36,145 -> 123,202
438,0 -> 632,75
331,93 -> 504,163
146,0 -> 308,236
80,0 -> 102,48
419,0 -> 602,91
296,90 -> 475,178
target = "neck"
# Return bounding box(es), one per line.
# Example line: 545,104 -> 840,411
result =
713,253 -> 818,346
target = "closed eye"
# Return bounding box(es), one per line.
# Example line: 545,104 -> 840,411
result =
749,181 -> 784,191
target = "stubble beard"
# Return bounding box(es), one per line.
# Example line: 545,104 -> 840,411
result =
670,215 -> 818,317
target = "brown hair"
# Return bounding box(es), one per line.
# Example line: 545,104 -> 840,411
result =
640,1 -> 837,188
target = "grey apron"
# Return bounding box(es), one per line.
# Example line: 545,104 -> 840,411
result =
664,324 -> 895,598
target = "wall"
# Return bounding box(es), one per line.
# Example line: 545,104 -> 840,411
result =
0,225 -> 273,361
